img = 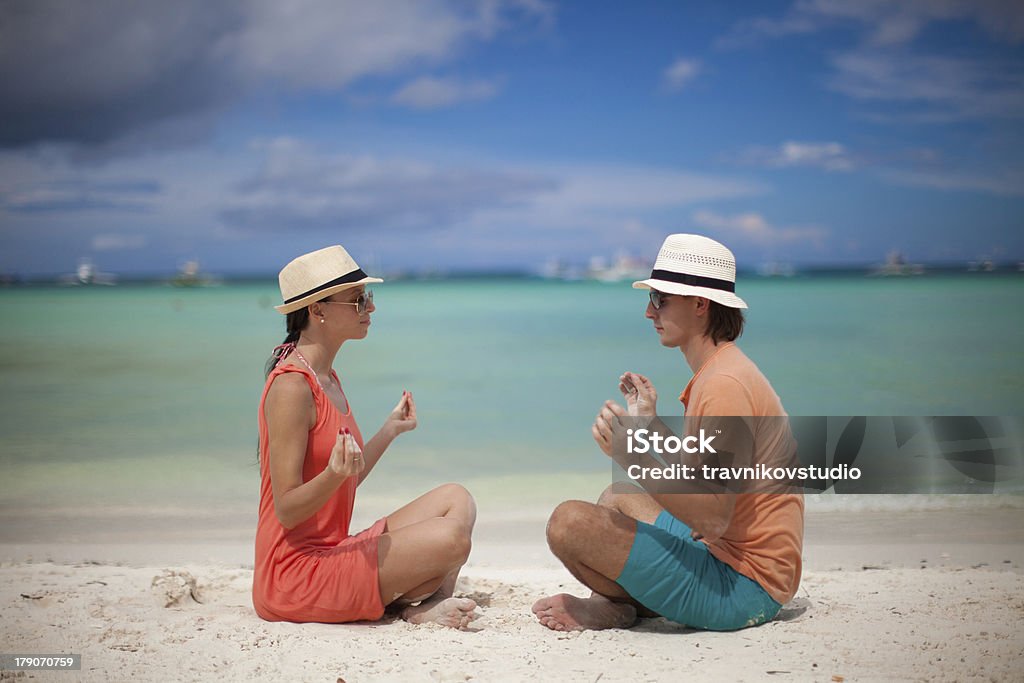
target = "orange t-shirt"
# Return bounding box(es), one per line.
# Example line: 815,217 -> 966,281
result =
252,363 -> 386,623
680,343 -> 804,605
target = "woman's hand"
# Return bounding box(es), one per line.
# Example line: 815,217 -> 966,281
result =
327,428 -> 365,478
385,390 -> 418,438
619,372 -> 658,417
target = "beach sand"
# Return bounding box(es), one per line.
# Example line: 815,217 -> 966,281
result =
2,505 -> 1023,682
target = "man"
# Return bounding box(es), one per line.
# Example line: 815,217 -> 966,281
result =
533,233 -> 803,631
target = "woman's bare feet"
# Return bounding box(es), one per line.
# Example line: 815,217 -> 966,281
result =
401,596 -> 478,629
532,593 -> 637,631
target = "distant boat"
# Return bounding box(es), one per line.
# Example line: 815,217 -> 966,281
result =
869,251 -> 924,277
587,253 -> 651,283
540,259 -> 583,281
170,260 -> 219,287
58,259 -> 116,286
756,261 -> 796,278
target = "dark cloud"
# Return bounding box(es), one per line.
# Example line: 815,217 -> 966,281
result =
0,0 -> 550,151
0,1 -> 244,148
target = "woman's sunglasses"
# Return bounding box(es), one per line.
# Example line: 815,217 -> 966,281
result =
321,290 -> 374,315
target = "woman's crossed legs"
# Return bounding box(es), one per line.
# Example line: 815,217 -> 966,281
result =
376,483 -> 478,628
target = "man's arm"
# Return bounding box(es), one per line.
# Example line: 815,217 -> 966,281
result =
626,372 -> 755,541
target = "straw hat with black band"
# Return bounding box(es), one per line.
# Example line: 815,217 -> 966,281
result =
275,246 -> 383,314
632,234 -> 748,309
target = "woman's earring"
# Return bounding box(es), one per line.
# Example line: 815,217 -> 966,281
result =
320,318 -> 325,324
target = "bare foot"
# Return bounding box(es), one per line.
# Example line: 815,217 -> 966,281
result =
401,596 -> 478,629
532,593 -> 637,631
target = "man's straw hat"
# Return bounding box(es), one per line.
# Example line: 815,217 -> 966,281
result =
632,234 -> 747,309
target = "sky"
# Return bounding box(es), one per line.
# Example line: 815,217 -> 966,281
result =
1,0 -> 1023,277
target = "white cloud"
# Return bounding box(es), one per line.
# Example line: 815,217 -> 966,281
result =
0,171 -> 161,213
222,138 -> 556,232
663,58 -> 701,91
525,164 -> 766,214
218,140 -> 769,240
718,1 -> 1024,124
738,141 -> 855,171
721,0 -> 1024,49
391,76 -> 500,109
830,49 -> 1024,122
878,168 -> 1024,196
691,209 -> 827,246
457,165 -> 769,260
220,1 -> 474,90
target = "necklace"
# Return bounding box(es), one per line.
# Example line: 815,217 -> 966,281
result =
290,346 -> 337,393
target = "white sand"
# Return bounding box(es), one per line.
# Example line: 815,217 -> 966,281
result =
2,507 -> 1023,682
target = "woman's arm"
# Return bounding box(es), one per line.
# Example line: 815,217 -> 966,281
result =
357,390 -> 418,484
265,373 -> 357,529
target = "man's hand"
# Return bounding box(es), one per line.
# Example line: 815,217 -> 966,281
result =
592,399 -> 628,458
619,372 -> 658,417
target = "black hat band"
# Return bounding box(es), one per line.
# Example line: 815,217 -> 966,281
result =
649,269 -> 735,293
283,268 -> 368,304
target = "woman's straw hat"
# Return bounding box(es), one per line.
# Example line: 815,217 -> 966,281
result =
632,234 -> 748,309
275,245 -> 383,314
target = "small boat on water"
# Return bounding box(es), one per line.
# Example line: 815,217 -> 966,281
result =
58,259 -> 117,286
587,253 -> 651,283
170,260 -> 219,287
967,259 -> 996,273
756,261 -> 796,278
868,251 -> 924,277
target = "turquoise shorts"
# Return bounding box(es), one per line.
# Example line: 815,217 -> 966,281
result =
616,511 -> 781,631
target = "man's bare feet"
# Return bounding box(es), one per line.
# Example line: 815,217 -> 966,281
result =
401,596 -> 478,629
532,593 -> 637,631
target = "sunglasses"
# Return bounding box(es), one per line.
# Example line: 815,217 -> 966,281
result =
321,290 -> 374,315
648,289 -> 672,310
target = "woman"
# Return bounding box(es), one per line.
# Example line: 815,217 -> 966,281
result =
253,245 -> 477,628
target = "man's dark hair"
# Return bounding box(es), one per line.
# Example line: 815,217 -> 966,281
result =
705,300 -> 744,344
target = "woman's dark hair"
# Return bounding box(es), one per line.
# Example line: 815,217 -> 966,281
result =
263,307 -> 310,378
705,300 -> 744,344
257,307 -> 310,464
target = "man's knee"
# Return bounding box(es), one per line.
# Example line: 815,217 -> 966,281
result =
596,483 -> 633,510
545,500 -> 598,555
599,481 -> 666,527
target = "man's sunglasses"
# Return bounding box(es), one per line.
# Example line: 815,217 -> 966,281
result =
649,289 -> 671,310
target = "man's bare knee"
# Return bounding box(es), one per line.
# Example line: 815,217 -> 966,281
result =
597,483 -> 646,511
596,484 -> 663,525
546,500 -> 597,557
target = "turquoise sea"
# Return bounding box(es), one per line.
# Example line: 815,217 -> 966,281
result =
1,275 -> 1022,515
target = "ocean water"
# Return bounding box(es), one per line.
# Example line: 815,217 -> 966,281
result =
0,275 -> 1022,512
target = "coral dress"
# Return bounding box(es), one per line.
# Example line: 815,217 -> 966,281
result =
253,363 -> 387,622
